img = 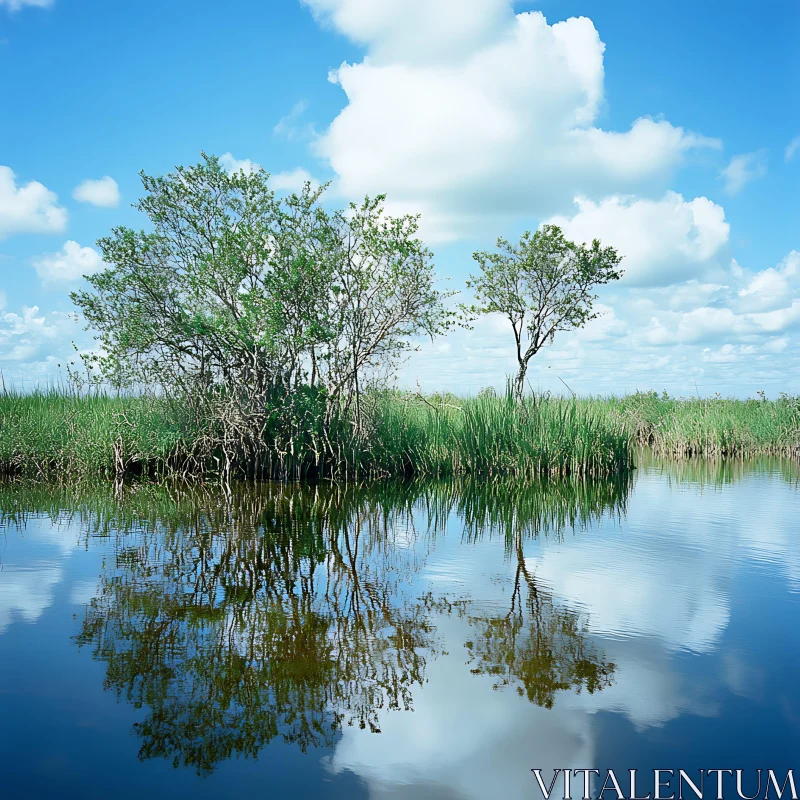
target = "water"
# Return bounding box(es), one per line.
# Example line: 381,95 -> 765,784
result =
0,459 -> 799,799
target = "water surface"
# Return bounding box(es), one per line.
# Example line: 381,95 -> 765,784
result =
1,459 -> 799,798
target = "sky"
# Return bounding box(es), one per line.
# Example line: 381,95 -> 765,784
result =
0,0 -> 798,396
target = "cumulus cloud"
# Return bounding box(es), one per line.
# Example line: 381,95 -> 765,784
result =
305,1 -> 719,241
219,152 -> 262,176
72,176 -> 120,208
0,303 -> 92,386
269,167 -> 321,192
737,251 -> 798,312
303,0 -> 513,63
721,150 -> 768,195
547,192 -> 730,286
785,136 -> 800,163
0,306 -> 71,363
32,240 -> 106,285
0,165 -> 67,239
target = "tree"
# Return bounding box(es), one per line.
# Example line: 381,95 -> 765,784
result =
466,225 -> 623,399
71,154 -> 453,474
71,153 -> 332,395
317,195 -> 454,431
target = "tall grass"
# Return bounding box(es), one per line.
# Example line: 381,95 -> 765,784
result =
365,390 -> 630,477
0,386 -> 631,479
0,389 -> 199,479
1,387 -> 798,481
611,391 -> 800,458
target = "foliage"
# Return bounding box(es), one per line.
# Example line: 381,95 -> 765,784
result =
72,154 -> 329,393
316,195 -> 455,428
614,390 -> 800,458
0,386 -> 633,480
466,225 -> 623,398
70,154 -> 454,468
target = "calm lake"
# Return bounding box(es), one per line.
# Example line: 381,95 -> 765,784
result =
1,458 -> 799,799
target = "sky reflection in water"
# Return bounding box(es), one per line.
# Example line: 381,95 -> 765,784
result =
0,459 -> 799,799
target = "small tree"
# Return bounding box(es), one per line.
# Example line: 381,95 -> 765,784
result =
466,225 -> 623,399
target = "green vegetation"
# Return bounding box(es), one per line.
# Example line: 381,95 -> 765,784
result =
69,153 -> 454,456
616,391 -> 800,458
1,155 -> 796,482
466,225 -> 623,399
1,387 -> 797,481
0,387 -> 631,479
49,154 -> 634,481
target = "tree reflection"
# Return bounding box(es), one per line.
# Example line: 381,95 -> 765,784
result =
74,485 -> 434,774
464,535 -> 614,708
3,478 -> 629,774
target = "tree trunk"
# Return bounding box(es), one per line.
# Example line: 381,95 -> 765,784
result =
514,362 -> 527,401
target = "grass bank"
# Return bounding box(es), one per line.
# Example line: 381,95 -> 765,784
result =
612,391 -> 800,458
0,388 -> 630,480
0,388 -> 797,481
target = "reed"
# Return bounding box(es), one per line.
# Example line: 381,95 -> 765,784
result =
0,389 -> 198,479
1,387 -> 798,481
612,391 -> 800,458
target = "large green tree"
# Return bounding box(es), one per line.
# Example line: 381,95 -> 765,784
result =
72,154 -> 331,395
466,225 -> 623,399
71,154 -> 453,466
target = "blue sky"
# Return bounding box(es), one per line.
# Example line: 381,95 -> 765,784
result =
1,0 -> 798,395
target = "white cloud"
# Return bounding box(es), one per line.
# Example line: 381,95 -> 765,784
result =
0,304 -> 92,386
736,250 -> 798,312
270,168 -> 320,193
307,2 -> 719,241
738,269 -> 792,309
32,240 -> 106,285
273,101 -> 314,141
0,165 -> 67,239
547,192 -> 730,286
573,304 -> 627,341
72,176 -> 120,208
721,150 -> 768,195
763,337 -> 789,353
634,297 -> 800,346
219,152 -> 262,176
0,306 -> 69,363
0,0 -> 52,10
398,248 -> 800,396
303,0 -> 512,63
785,136 -> 800,163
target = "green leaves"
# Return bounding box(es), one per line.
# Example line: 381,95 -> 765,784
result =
69,153 -> 456,462
466,224 -> 623,398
